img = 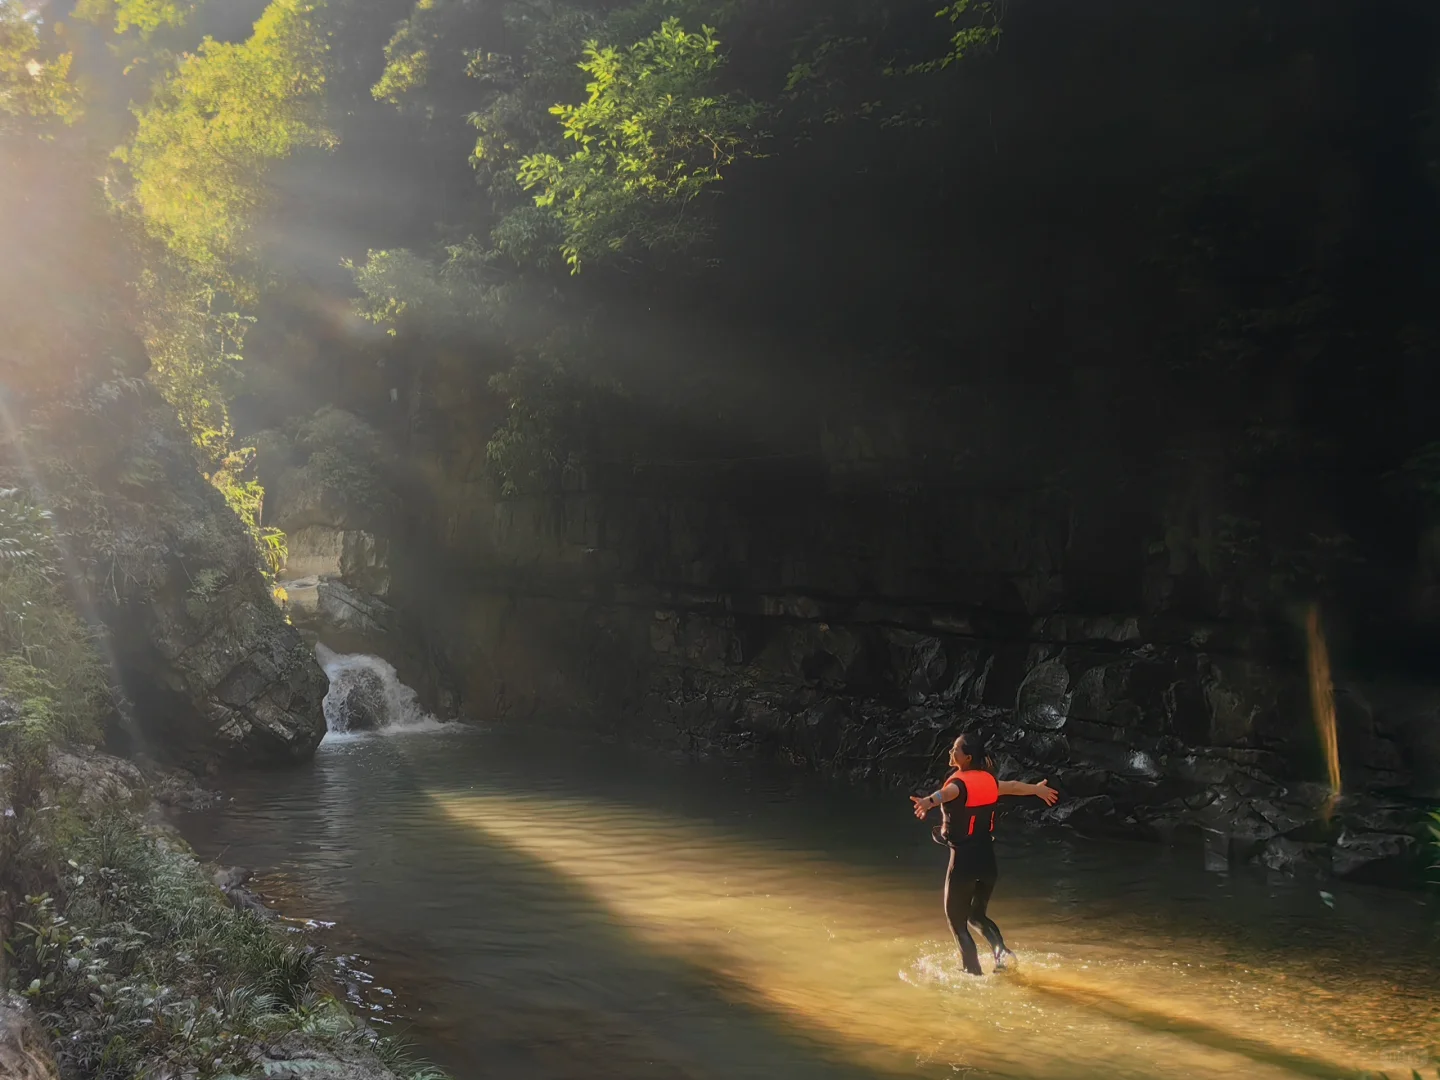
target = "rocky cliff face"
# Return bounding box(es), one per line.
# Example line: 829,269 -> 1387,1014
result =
236,347 -> 1435,884
334,356 -> 1438,887
21,381 -> 328,769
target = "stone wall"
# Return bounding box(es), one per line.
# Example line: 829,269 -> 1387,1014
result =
375,403 -> 1438,885
303,362 -> 1440,886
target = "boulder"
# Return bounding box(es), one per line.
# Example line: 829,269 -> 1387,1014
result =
32,386 -> 327,769
259,1034 -> 401,1080
1015,659 -> 1070,731
42,751 -> 146,816
212,864 -> 277,920
1044,794 -> 1114,827
324,665 -> 389,733
1257,836 -> 1331,877
1330,829 -> 1418,884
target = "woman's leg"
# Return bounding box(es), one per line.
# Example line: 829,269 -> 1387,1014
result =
968,877 -> 1016,969
943,849 -> 984,975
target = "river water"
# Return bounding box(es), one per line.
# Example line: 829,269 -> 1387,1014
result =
178,724 -> 1440,1080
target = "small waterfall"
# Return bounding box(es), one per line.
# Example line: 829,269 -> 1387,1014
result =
316,644 -> 446,735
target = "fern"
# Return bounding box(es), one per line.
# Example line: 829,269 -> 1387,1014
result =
0,487 -> 58,575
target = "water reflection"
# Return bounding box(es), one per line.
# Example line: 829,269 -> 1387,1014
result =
181,727 -> 1440,1080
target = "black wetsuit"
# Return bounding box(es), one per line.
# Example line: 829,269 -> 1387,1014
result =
935,774 -> 1010,975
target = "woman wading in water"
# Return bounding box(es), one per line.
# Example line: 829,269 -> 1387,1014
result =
911,733 -> 1059,975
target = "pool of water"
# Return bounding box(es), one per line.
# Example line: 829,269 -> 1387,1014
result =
177,724 -> 1440,1080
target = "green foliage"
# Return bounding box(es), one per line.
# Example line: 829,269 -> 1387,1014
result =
0,0 -> 79,130
115,0 -> 332,278
9,816 -> 451,1079
0,488 -> 110,748
0,486 -> 56,571
134,264 -> 294,583
906,1 -> 1003,74
209,446 -> 288,580
346,243 -> 496,333
371,14 -> 429,105
280,406 -> 399,527
138,266 -> 254,464
486,359 -> 623,496
74,0 -> 196,37
511,18 -> 761,272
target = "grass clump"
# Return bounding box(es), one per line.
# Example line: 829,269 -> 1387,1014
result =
7,815 -> 449,1079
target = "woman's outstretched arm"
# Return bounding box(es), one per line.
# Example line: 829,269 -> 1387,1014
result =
997,778 -> 1059,805
910,782 -> 961,819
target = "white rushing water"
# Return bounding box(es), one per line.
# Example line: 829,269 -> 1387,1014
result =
315,644 -> 448,736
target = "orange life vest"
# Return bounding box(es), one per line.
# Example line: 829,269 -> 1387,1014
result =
941,769 -> 999,841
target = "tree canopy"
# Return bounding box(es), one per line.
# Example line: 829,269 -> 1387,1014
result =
0,0 -> 79,130
115,0 -> 332,278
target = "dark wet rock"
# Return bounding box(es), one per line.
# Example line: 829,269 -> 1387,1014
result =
0,994 -> 58,1080
1015,660 -> 1071,730
1044,794 -> 1114,827
1332,795 -> 1431,838
212,865 -> 254,892
324,665 -> 388,733
1257,836 -> 1331,876
1330,830 -> 1418,884
260,1034 -> 400,1080
212,864 -> 276,920
141,761 -> 218,811
1249,797 -> 1313,837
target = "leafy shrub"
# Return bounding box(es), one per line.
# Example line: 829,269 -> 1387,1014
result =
485,359 -> 626,497
9,815 -> 448,1080
513,18 -> 762,273
0,487 -> 110,746
276,406 -> 399,528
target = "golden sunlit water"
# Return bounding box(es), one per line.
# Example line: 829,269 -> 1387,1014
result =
181,727 -> 1439,1080
1305,604 -> 1344,820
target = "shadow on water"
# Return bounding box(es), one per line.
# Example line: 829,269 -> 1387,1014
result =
186,727 -> 1440,1080
200,738 -> 931,1080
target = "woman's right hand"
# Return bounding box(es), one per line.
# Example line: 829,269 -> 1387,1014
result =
910,794 -> 931,819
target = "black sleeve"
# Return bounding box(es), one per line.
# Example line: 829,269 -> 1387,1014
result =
948,776 -> 969,805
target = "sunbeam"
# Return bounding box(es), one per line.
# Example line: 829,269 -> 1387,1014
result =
427,787 -> 1429,1080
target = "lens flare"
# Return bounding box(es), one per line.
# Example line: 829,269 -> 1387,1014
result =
1304,603 -> 1342,821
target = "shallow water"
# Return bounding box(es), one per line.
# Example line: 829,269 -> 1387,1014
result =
178,725 -> 1440,1080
